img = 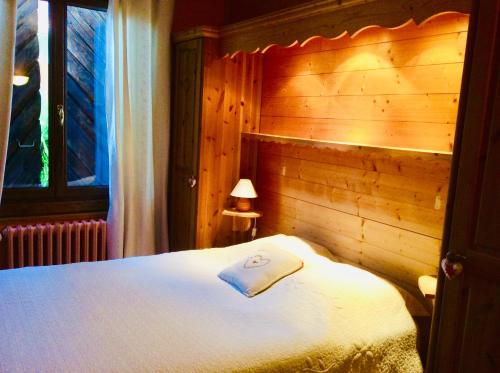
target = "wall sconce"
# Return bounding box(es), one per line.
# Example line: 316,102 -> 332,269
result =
230,179 -> 258,212
13,75 -> 29,86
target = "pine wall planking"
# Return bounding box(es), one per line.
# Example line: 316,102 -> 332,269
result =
255,142 -> 451,289
252,13 -> 469,291
261,13 -> 469,152
196,51 -> 263,248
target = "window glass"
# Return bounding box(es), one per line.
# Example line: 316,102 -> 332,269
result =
5,0 -> 50,188
66,5 -> 108,187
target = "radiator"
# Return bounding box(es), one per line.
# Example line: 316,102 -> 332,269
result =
0,220 -> 107,270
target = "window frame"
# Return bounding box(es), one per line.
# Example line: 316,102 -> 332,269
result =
1,0 -> 109,218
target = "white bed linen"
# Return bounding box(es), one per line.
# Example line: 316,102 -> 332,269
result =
0,235 -> 422,373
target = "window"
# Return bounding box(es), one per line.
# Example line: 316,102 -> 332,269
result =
2,0 -> 109,217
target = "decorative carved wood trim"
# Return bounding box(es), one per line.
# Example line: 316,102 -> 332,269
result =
218,0 -> 471,55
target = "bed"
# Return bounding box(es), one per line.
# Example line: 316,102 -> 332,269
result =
0,234 -> 423,372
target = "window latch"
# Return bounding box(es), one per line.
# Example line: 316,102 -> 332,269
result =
57,104 -> 64,127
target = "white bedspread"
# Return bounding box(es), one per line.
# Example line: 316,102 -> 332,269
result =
0,235 -> 423,373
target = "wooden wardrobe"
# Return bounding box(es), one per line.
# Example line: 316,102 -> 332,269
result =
168,28 -> 218,250
169,29 -> 262,250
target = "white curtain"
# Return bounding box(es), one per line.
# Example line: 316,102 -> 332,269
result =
106,0 -> 174,258
0,1 -> 17,203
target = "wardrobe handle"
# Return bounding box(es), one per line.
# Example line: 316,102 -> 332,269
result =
187,175 -> 197,188
57,104 -> 64,127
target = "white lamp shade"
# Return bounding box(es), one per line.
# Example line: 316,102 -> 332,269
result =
230,179 -> 257,198
13,75 -> 29,86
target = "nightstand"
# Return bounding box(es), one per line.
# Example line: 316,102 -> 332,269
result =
222,209 -> 263,243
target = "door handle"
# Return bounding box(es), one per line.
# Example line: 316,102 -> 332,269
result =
187,175 -> 197,188
441,252 -> 466,280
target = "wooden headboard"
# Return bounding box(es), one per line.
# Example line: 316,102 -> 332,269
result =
255,142 -> 450,291
247,12 -> 469,294
187,1 -> 470,297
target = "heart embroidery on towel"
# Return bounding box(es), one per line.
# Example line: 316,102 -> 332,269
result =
244,255 -> 271,269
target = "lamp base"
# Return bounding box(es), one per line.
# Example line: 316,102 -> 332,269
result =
236,198 -> 251,212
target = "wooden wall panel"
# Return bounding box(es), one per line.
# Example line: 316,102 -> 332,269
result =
196,53 -> 263,248
261,94 -> 460,125
264,32 -> 467,76
256,142 -> 450,290
250,14 -> 468,293
260,117 -> 456,153
261,13 -> 469,153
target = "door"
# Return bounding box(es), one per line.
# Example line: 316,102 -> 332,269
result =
169,38 -> 203,250
429,0 -> 500,372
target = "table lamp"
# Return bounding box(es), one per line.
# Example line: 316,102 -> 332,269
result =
230,179 -> 257,212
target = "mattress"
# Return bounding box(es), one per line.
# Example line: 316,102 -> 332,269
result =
0,234 -> 423,372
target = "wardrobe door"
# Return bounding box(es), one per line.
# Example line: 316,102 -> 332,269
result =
169,38 -> 203,250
